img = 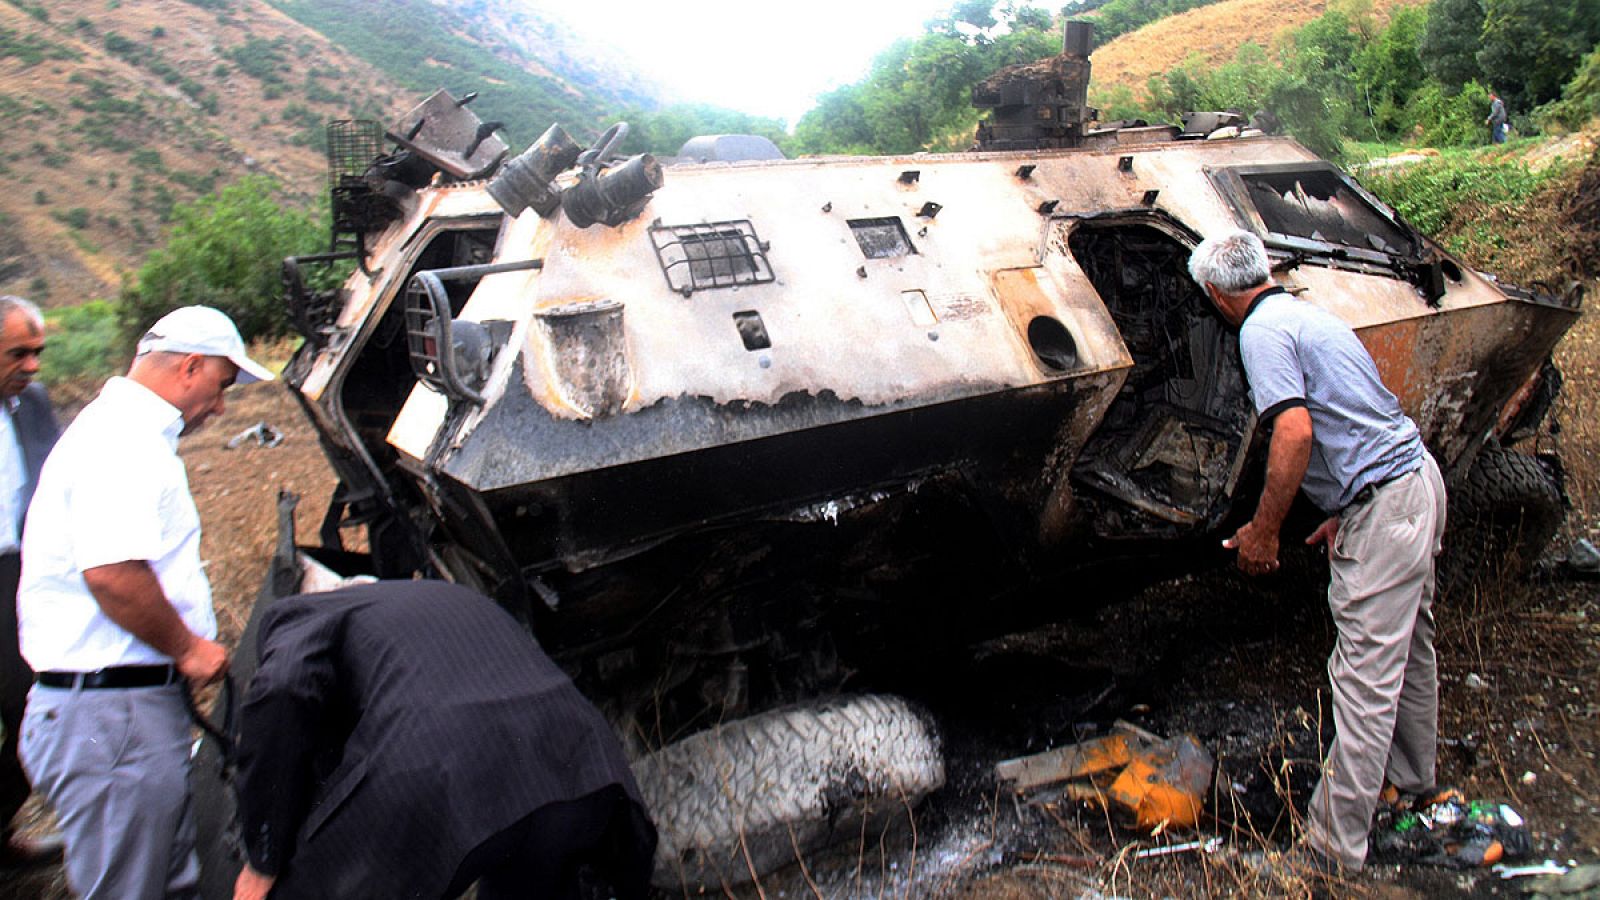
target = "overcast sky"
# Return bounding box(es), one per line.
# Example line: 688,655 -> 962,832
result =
527,0 -> 1062,127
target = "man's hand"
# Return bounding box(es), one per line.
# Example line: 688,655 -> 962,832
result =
234,864 -> 275,900
1305,515 -> 1340,559
1224,519 -> 1281,576
83,560 -> 226,685
175,635 -> 228,690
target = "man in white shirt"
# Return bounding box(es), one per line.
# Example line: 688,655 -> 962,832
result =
0,296 -> 60,869
17,306 -> 273,899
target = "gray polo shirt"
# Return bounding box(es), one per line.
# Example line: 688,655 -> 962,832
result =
1239,288 -> 1424,514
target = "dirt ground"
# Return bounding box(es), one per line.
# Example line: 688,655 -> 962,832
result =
4,305 -> 1599,898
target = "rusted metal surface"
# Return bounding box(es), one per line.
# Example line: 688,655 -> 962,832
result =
386,89 -> 508,180
971,22 -> 1095,150
320,130 -> 1579,580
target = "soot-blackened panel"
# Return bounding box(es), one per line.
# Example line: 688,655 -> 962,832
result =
849,217 -> 917,259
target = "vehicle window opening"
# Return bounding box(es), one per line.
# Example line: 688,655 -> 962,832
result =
339,226 -> 498,470
1066,221 -> 1252,532
1241,169 -> 1416,257
733,311 -> 771,351
849,217 -> 917,259
650,220 -> 775,295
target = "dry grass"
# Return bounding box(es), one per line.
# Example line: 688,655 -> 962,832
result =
1087,0 -> 1428,94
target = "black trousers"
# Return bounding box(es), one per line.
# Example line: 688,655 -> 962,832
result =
443,785 -> 656,900
0,553 -> 31,829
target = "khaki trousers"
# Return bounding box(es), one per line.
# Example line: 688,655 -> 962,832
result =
1305,451 -> 1447,870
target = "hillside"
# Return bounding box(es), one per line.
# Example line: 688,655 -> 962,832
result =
0,0 -> 663,308
1088,0 -> 1426,92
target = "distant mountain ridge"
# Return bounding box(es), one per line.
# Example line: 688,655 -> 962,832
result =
264,0 -> 669,144
0,0 -> 665,306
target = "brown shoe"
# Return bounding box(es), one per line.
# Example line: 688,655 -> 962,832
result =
0,832 -> 64,869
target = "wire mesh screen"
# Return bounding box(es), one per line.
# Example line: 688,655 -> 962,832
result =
327,120 -> 397,239
403,279 -> 448,396
326,120 -> 383,188
650,221 -> 775,295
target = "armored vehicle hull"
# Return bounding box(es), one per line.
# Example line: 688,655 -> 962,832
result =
269,68 -> 1578,889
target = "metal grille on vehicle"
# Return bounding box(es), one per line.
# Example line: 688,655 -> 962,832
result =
650,220 -> 775,295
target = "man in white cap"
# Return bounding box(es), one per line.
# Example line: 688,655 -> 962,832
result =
16,305 -> 273,899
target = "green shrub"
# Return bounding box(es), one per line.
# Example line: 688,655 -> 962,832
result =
52,208 -> 91,230
1362,155 -> 1561,254
130,149 -> 163,170
226,36 -> 288,83
0,27 -> 79,66
41,300 -> 120,386
1536,45 -> 1600,132
1403,80 -> 1492,146
102,31 -> 137,58
1091,82 -> 1166,124
119,175 -> 327,348
169,169 -> 220,195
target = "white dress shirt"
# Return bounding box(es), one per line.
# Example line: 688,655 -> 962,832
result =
0,397 -> 23,554
18,377 -> 216,671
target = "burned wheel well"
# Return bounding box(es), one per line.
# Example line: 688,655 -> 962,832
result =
1065,220 -> 1253,535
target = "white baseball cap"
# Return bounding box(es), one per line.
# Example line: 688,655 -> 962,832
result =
136,306 -> 276,384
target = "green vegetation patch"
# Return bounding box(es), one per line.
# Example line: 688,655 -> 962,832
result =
265,0 -> 615,144
0,26 -> 81,66
41,300 -> 120,387
226,36 -> 290,84
120,175 -> 329,348
1363,153 -> 1592,285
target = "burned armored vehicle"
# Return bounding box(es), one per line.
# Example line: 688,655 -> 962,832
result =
266,21 -> 1577,889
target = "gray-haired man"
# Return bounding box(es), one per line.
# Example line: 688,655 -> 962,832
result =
1188,230 -> 1447,871
0,295 -> 59,868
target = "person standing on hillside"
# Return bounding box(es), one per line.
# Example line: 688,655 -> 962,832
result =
1486,92 -> 1509,143
17,305 -> 273,899
0,296 -> 60,869
1189,230 -> 1448,873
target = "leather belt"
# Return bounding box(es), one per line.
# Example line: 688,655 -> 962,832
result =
1343,469 -> 1414,514
36,665 -> 179,690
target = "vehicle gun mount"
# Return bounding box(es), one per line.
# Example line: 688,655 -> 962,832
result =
972,20 -> 1096,150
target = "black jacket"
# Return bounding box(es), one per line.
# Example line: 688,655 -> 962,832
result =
235,580 -> 650,899
11,382 -> 58,533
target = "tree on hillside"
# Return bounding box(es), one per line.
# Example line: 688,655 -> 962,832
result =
792,3 -> 1057,155
1478,0 -> 1600,111
1419,0 -> 1484,90
119,176 -> 326,348
1354,5 -> 1430,135
1538,44 -> 1600,130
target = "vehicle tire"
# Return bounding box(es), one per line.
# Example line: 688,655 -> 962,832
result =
632,694 -> 944,890
1438,444 -> 1564,600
